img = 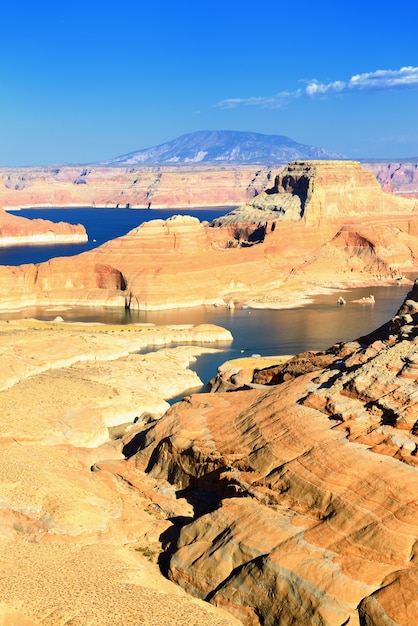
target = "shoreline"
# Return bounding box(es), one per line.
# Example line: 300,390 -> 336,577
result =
245,276 -> 415,310
4,203 -> 239,212
0,275 -> 414,319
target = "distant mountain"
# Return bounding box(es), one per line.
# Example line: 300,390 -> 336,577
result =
104,130 -> 343,166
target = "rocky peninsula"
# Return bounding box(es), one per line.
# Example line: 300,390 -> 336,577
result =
0,206 -> 87,246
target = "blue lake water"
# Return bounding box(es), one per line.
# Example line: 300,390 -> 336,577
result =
1,206 -> 416,388
0,207 -> 229,266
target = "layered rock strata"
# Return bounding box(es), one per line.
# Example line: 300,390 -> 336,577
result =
100,281 -> 418,625
0,318 -> 239,625
1,161 -> 418,312
0,162 -> 416,211
213,160 -> 418,226
0,206 -> 87,246
366,161 -> 418,198
0,165 -> 272,210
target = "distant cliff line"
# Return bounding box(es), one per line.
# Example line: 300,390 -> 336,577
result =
0,161 -> 417,211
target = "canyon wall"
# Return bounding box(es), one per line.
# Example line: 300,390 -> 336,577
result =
366,160 -> 418,198
0,161 -> 418,312
0,161 -> 416,212
0,160 -> 415,249
0,165 -> 272,210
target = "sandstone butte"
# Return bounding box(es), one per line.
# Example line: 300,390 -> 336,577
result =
94,280 -> 418,625
0,160 -> 418,313
0,318 -> 241,626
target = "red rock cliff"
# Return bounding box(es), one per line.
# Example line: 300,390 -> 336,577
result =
0,165 -> 272,209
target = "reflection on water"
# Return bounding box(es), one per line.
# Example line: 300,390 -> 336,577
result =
2,206 -> 416,393
2,281 -> 414,388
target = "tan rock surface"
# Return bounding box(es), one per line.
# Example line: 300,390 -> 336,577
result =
0,165 -> 270,210
0,319 -> 239,626
115,283 -> 418,625
0,162 -> 415,211
1,161 -> 418,314
214,160 -> 418,225
0,206 -> 86,245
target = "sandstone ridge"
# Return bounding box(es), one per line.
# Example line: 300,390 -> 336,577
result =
99,282 -> 418,625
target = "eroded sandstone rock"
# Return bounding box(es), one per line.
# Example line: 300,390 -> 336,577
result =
115,283 -> 418,625
213,160 -> 418,226
367,161 -> 418,199
0,161 -> 416,211
0,165 -> 271,210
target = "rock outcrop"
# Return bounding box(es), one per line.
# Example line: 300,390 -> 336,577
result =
0,206 -> 87,246
100,281 -> 418,625
1,161 -> 418,312
213,160 -> 418,226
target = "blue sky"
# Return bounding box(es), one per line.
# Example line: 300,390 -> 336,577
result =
1,0 -> 417,165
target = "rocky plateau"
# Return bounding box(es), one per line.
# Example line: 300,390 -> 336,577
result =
0,160 -> 416,215
0,160 -> 418,313
0,157 -> 416,250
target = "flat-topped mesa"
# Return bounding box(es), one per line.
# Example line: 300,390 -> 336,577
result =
213,160 -> 418,226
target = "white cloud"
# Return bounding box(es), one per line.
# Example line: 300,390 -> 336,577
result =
215,66 -> 418,109
216,90 -> 302,110
305,80 -> 346,96
308,66 -> 418,94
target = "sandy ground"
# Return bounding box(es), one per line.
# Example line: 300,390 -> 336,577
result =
0,319 -> 241,626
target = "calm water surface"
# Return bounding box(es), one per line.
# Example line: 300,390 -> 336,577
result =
0,207 -> 229,266
1,207 -> 415,387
